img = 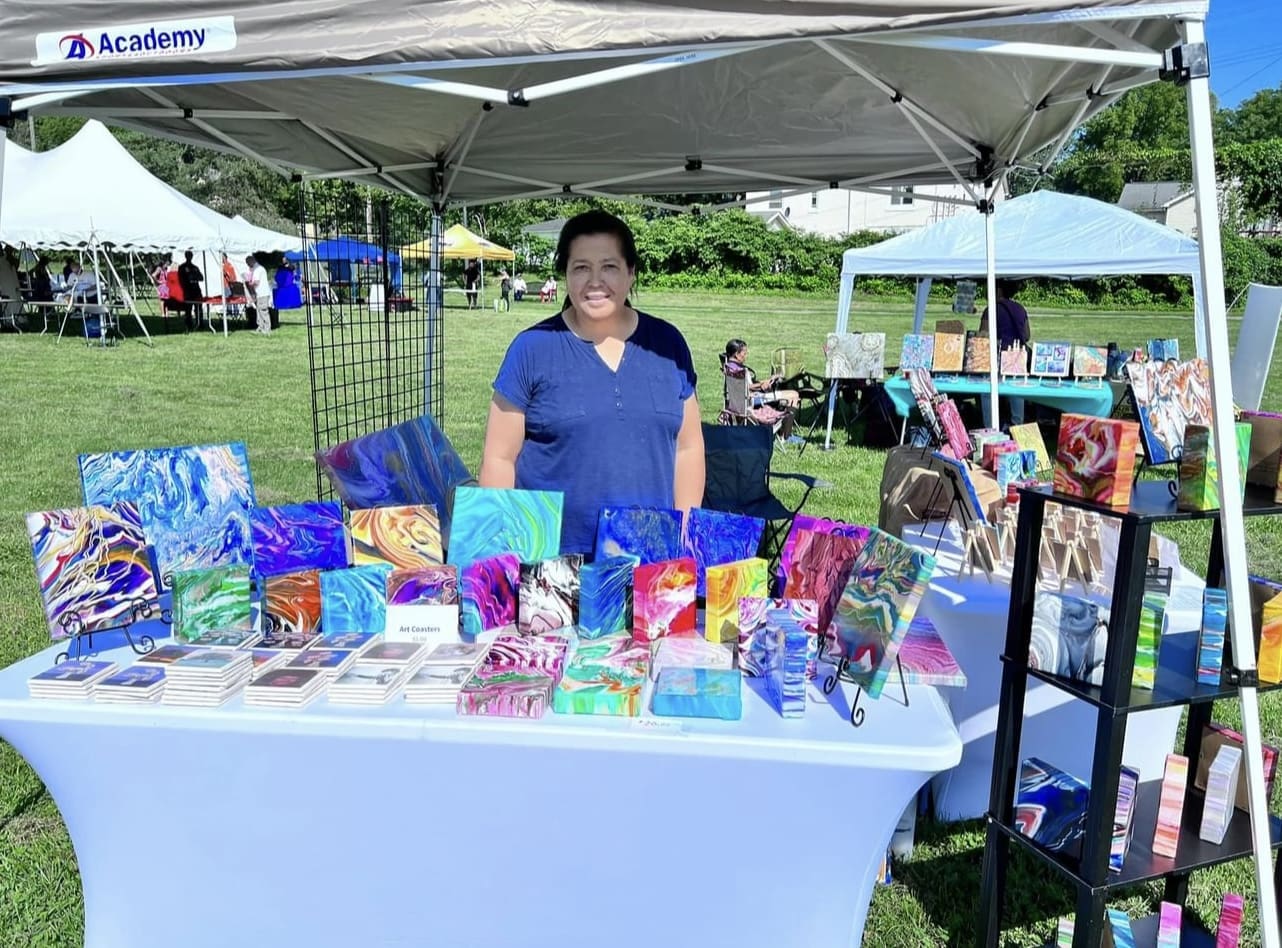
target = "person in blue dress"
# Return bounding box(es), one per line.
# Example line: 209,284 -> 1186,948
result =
479,211 -> 706,556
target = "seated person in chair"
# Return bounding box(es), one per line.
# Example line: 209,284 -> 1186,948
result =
722,339 -> 802,441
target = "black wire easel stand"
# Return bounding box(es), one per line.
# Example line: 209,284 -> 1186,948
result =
56,598 -> 167,663
816,638 -> 909,728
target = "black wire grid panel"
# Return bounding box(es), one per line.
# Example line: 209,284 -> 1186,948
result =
299,182 -> 445,499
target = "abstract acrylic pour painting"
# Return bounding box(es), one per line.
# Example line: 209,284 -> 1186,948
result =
518,555 -> 583,635
595,506 -> 683,565
1030,341 -> 1072,378
314,413 -> 472,532
172,565 -> 253,641
682,507 -> 765,597
899,334 -> 935,373
27,502 -> 159,639
446,486 -> 562,566
263,570 -> 323,640
348,504 -> 444,568
782,529 -> 863,635
830,528 -> 935,699
460,553 -> 520,637
579,555 -> 637,639
633,558 -> 697,644
824,332 -> 886,379
738,596 -> 819,678
1124,358 -> 1212,464
386,565 -> 458,605
79,442 -> 255,584
250,500 -> 347,578
320,564 -> 393,634
703,558 -> 768,645
777,514 -> 869,596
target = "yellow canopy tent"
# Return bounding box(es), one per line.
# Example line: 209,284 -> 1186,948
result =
401,224 -> 515,261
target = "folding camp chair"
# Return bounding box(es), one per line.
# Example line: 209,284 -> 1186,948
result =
701,422 -> 825,575
718,357 -> 797,443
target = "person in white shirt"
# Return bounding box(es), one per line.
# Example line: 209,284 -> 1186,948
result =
512,274 -> 527,301
244,255 -> 273,334
61,261 -> 99,304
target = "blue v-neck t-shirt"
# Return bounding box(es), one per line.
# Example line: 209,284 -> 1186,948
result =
493,311 -> 697,555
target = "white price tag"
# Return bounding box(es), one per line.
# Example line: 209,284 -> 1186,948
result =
629,717 -> 687,736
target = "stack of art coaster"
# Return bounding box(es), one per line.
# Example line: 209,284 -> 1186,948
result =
247,649 -> 288,679
651,666 -> 742,720
1199,744 -> 1243,845
162,649 -> 254,707
244,668 -> 328,709
458,632 -> 570,719
553,634 -> 650,716
315,631 -> 382,654
650,636 -> 737,681
28,660 -> 119,699
1217,892 -> 1244,947
284,647 -> 359,680
1110,766 -> 1140,872
357,641 -> 429,676
186,628 -> 263,650
403,642 -> 488,705
1153,752 -> 1189,859
93,665 -> 167,704
136,644 -> 201,667
483,632 -> 570,680
1014,758 -> 1089,855
328,662 -> 410,706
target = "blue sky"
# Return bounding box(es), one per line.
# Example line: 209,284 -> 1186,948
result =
1208,0 -> 1282,107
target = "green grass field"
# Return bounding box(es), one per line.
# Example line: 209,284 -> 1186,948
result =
0,291 -> 1278,945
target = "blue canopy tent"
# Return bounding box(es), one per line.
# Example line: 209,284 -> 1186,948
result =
286,236 -> 403,292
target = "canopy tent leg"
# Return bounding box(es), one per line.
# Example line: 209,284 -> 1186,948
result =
1179,19 -> 1280,947
101,244 -> 152,346
912,277 -> 932,334
983,203 -> 999,429
426,204 -> 444,417
825,269 -> 858,451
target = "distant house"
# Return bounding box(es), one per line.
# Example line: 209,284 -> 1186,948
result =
1116,181 -> 1196,236
743,184 -> 981,237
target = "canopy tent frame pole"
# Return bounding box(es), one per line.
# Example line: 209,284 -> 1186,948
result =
302,160 -> 437,181
299,120 -> 420,198
99,242 -> 153,346
138,88 -> 292,179
846,31 -> 1165,70
982,200 -> 999,428
1179,19 -> 1280,946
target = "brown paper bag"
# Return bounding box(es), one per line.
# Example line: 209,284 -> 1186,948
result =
1243,411 -> 1282,488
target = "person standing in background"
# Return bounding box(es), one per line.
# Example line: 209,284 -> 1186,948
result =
178,250 -> 204,331
245,255 -> 273,335
464,258 -> 481,309
978,279 -> 1031,425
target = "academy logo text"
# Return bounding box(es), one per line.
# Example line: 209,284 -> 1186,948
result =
35,17 -> 237,66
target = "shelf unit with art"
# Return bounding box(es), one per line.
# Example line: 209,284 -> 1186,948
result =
977,481 -> 1282,947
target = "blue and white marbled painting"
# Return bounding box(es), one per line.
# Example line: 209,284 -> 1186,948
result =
1014,757 -> 1090,854
250,500 -> 348,578
320,564 -> 393,634
595,506 -> 682,565
579,555 -> 638,639
682,507 -> 765,597
446,486 -> 562,566
79,442 -> 255,585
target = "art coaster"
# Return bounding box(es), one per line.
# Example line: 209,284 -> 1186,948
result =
932,332 -> 964,373
704,557 -> 767,645
262,570 -> 323,640
595,506 -> 682,565
824,331 -> 885,379
26,502 -> 158,640
1053,414 -> 1140,508
460,553 -> 520,637
1030,341 -> 1071,378
172,565 -> 253,642
1009,423 -> 1051,477
739,597 -> 819,678
632,558 -> 697,644
899,334 -> 935,373
446,486 -> 562,566
1124,358 -> 1212,464
250,500 -> 347,578
963,333 -> 991,374
777,514 -> 869,596
829,528 -> 935,699
518,555 -> 583,635
781,529 -> 863,634
79,442 -> 255,583
579,555 -> 637,639
682,507 -> 765,597
314,413 -> 472,532
320,564 -> 393,634
348,504 -> 444,568
1072,344 -> 1107,379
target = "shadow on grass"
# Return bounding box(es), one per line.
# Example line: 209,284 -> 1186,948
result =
0,784 -> 49,838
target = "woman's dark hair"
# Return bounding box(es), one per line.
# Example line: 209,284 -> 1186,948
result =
555,211 -> 639,275
724,339 -> 747,361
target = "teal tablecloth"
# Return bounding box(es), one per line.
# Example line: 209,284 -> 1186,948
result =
882,375 -> 1116,420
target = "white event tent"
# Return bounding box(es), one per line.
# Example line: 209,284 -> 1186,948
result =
0,1 -> 1275,941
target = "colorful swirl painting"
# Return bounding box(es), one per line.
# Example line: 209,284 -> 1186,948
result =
460,553 -> 519,636
830,528 -> 935,699
518,555 -> 582,635
348,504 -> 444,568
263,570 -> 323,640
171,565 -> 253,641
632,557 -> 697,644
579,555 -> 637,639
1124,358 -> 1212,464
315,413 -> 473,532
387,565 -> 458,605
682,507 -> 765,597
899,334 -> 934,373
595,506 -> 682,565
1052,414 -> 1140,508
250,500 -> 347,577
888,615 -> 966,687
704,557 -> 767,645
553,638 -> 648,717
783,529 -> 863,634
27,502 -> 159,639
320,564 -> 393,634
738,596 -> 819,678
446,486 -> 562,566
79,442 -> 256,583
1014,757 -> 1090,854
651,667 -> 742,720
764,616 -> 809,718
777,515 -> 868,596
457,667 -> 555,719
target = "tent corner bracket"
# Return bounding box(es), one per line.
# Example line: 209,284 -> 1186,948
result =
685,156 -> 702,172
1159,42 -> 1208,86
1227,666 -> 1260,689
506,90 -> 529,108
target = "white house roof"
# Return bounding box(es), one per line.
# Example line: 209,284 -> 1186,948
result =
1117,180 -> 1193,212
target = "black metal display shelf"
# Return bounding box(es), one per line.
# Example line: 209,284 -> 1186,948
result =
1041,914 -> 1215,948
992,781 -> 1282,893
1007,634 -> 1282,716
1017,480 -> 1282,525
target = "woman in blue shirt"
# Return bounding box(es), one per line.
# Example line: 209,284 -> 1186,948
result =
478,211 -> 705,555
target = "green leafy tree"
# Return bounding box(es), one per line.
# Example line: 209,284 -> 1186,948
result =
1221,85 -> 1282,145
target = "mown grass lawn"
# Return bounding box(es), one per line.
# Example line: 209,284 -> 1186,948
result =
0,290 -> 1278,946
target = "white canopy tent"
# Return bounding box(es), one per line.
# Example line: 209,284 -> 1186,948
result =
0,2 -> 1274,942
829,189 -> 1208,447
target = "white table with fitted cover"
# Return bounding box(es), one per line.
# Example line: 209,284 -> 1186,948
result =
0,640 -> 961,948
906,521 -> 1198,822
